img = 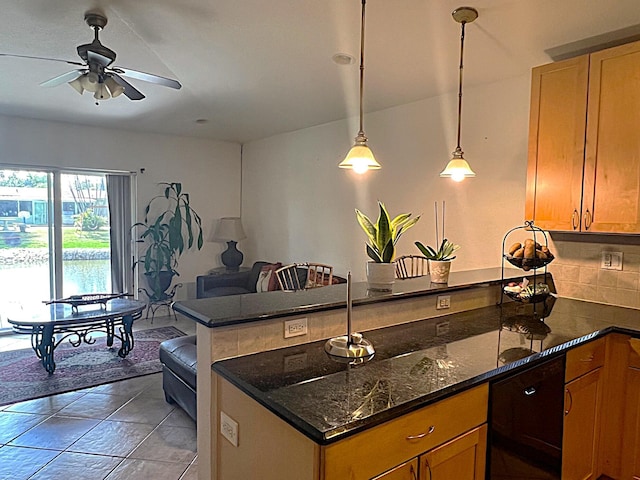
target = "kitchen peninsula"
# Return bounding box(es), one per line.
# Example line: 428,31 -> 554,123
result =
173,267 -> 549,479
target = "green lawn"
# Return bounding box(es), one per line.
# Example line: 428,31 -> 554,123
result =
0,227 -> 110,249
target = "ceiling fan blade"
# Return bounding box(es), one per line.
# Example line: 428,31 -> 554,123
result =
111,74 -> 145,101
87,50 -> 113,67
0,53 -> 84,67
40,69 -> 85,87
111,66 -> 182,89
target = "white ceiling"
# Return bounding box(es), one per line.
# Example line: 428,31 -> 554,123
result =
1,0 -> 640,144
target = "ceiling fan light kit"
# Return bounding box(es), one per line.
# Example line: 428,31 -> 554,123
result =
0,10 -> 182,103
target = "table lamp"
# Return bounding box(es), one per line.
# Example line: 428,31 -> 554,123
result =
213,217 -> 247,271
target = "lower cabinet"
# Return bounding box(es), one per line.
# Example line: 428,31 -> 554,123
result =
562,367 -> 602,480
373,459 -> 418,480
622,342 -> 640,479
374,425 -> 487,480
419,424 -> 487,480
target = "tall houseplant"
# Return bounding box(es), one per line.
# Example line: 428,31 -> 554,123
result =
356,201 -> 419,290
134,182 -> 203,301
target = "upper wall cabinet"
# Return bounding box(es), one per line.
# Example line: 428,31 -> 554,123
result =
526,40 -> 640,233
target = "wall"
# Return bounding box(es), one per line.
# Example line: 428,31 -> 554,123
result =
0,114 -> 241,298
547,235 -> 640,309
242,74 -> 531,281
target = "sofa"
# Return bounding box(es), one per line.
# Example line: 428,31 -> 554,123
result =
196,261 -> 345,299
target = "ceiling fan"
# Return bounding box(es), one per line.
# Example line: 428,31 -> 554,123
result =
0,11 -> 182,101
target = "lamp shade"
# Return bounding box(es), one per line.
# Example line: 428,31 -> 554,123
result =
105,76 -> 125,98
440,148 -> 476,182
339,143 -> 381,174
213,217 -> 247,242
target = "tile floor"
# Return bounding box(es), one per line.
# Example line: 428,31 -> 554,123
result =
0,312 -> 198,480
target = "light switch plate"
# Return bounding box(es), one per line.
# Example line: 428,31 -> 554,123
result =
601,251 -> 623,270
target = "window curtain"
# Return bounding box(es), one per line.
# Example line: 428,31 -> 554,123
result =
106,174 -> 132,294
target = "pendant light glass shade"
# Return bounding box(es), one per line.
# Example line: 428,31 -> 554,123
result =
440,6 -> 478,181
440,147 -> 476,182
339,133 -> 381,174
339,0 -> 380,174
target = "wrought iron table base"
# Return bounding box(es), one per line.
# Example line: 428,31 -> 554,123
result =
29,313 -> 139,374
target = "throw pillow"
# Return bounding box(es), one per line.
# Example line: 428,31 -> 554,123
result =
256,263 -> 282,292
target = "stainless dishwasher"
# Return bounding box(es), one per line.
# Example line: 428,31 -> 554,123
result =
488,355 -> 565,479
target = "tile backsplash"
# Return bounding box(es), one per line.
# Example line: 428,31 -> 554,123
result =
547,236 -> 640,309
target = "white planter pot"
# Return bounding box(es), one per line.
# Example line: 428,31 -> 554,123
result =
366,262 -> 395,291
429,260 -> 452,284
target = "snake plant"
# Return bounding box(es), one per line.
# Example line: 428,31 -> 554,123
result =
415,239 -> 460,261
356,202 -> 420,263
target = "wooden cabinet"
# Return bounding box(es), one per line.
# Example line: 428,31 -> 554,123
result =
525,55 -> 589,231
622,367 -> 640,479
621,339 -> 640,479
373,459 -> 418,480
419,424 -> 487,480
562,367 -> 602,480
214,373 -> 488,480
562,338 -> 606,479
526,40 -> 640,233
323,384 -> 488,479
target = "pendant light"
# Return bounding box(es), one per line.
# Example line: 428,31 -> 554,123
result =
440,6 -> 478,182
339,0 -> 381,174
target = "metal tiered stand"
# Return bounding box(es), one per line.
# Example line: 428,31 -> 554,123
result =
498,221 -> 556,365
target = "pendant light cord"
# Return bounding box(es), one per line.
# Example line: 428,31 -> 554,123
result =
456,21 -> 466,151
358,0 -> 366,137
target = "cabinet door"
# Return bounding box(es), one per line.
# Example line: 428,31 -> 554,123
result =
584,40 -> 640,232
525,55 -> 589,231
419,424 -> 487,480
621,367 -> 640,479
562,368 -> 602,480
373,459 -> 418,480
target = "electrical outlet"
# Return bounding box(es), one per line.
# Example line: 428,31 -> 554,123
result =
436,295 -> 451,310
220,411 -> 238,447
284,317 -> 308,338
601,251 -> 623,270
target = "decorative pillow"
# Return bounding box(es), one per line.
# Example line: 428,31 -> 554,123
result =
256,263 -> 282,292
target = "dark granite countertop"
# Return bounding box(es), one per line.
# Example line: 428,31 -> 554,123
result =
212,297 -> 640,445
174,267 -> 533,327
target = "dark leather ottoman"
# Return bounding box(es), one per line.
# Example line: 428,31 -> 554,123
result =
159,335 -> 197,422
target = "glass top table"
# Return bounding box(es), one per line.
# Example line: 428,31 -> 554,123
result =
7,298 -> 146,373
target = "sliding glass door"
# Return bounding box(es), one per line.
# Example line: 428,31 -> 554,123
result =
0,168 -> 129,332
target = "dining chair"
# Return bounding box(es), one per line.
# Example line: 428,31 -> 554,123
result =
275,263 -> 334,291
395,255 -> 429,279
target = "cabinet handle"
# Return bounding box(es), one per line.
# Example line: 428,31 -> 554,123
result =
410,464 -> 417,480
425,459 -> 432,480
524,386 -> 536,396
583,209 -> 592,230
579,355 -> 595,362
406,425 -> 435,441
571,209 -> 579,230
565,387 -> 573,415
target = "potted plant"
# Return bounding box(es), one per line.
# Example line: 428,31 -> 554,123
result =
414,201 -> 459,283
133,182 -> 203,301
356,201 -> 420,291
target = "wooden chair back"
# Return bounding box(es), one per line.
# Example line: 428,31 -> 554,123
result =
275,264 -> 303,291
395,255 -> 429,279
275,263 -> 334,291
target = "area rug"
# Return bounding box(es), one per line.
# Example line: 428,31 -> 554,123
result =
0,326 -> 186,406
